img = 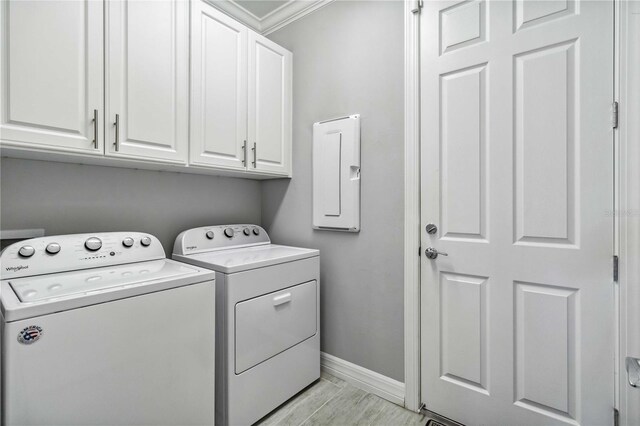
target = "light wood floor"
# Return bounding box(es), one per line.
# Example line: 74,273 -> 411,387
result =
256,372 -> 429,426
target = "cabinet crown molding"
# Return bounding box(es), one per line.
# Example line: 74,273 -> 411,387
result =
207,0 -> 335,35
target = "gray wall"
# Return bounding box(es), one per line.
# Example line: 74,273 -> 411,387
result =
0,158 -> 261,252
263,1 -> 405,381
0,0 -> 405,383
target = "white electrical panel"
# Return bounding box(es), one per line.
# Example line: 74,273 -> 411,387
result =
312,115 -> 361,232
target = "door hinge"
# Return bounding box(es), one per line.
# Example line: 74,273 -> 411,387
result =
613,255 -> 619,282
418,246 -> 421,256
612,101 -> 619,129
418,402 -> 427,414
411,0 -> 423,14
614,407 -> 619,426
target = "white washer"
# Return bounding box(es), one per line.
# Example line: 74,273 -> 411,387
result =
173,224 -> 320,426
0,232 -> 216,426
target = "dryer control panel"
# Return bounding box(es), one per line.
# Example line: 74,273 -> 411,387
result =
0,232 -> 165,280
173,225 -> 270,256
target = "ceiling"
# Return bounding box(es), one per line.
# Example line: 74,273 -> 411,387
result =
234,1 -> 290,19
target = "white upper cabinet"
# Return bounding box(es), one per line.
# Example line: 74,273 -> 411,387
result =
190,1 -> 248,170
248,32 -> 292,176
0,0 -> 292,179
0,0 -> 103,154
106,0 -> 189,164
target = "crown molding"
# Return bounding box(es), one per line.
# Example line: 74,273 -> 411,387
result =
261,0 -> 335,35
206,0 -> 262,31
207,0 -> 335,35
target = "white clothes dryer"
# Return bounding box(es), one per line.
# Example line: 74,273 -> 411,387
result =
173,224 -> 320,426
0,232 -> 215,426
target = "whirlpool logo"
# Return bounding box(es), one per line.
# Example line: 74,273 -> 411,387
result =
5,265 -> 28,272
18,325 -> 43,345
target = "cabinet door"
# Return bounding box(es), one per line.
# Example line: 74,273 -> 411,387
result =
248,32 -> 292,176
106,0 -> 188,164
0,0 -> 103,154
190,1 -> 247,170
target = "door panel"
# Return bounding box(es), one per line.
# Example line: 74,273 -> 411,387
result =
106,0 -> 188,163
248,32 -> 292,176
190,0 -> 248,170
515,0 -> 576,31
440,272 -> 488,392
0,0 -> 103,154
514,282 -> 578,418
440,0 -> 486,54
440,64 -> 487,240
420,1 -> 614,425
515,41 -> 576,245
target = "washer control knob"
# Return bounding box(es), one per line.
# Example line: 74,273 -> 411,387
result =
85,237 -> 102,252
252,227 -> 260,236
206,231 -> 215,240
45,243 -> 61,255
122,237 -> 134,248
18,245 -> 35,258
140,236 -> 152,247
243,228 -> 250,236
224,228 -> 234,238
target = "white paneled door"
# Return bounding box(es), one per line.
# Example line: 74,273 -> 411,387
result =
248,32 -> 292,176
106,0 -> 189,164
0,0 -> 103,154
420,1 -> 614,425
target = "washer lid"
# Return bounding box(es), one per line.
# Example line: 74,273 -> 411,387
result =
1,259 -> 215,322
174,244 -> 319,274
9,259 -> 197,302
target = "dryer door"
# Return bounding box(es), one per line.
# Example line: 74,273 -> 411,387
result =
235,280 -> 317,373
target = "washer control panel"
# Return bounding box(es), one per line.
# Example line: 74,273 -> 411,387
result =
173,224 -> 270,256
1,232 -> 165,280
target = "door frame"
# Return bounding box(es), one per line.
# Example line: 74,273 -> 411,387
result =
616,1 -> 640,424
403,0 -> 421,412
402,0 -> 636,420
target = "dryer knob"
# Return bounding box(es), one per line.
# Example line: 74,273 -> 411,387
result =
18,245 -> 35,258
224,228 -> 234,238
243,228 -> 250,236
140,236 -> 152,247
122,237 -> 134,248
84,237 -> 102,251
206,231 -> 215,240
252,227 -> 260,236
45,243 -> 61,255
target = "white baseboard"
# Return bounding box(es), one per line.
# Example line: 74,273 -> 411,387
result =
320,352 -> 405,407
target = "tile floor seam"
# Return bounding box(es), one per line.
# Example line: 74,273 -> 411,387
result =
357,393 -> 387,426
367,403 -> 390,425
355,390 -> 370,405
297,382 -> 350,426
263,379 -> 340,426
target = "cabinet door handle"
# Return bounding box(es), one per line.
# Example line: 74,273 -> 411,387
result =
92,109 -> 98,149
113,114 -> 120,152
252,142 -> 257,168
242,140 -> 247,166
